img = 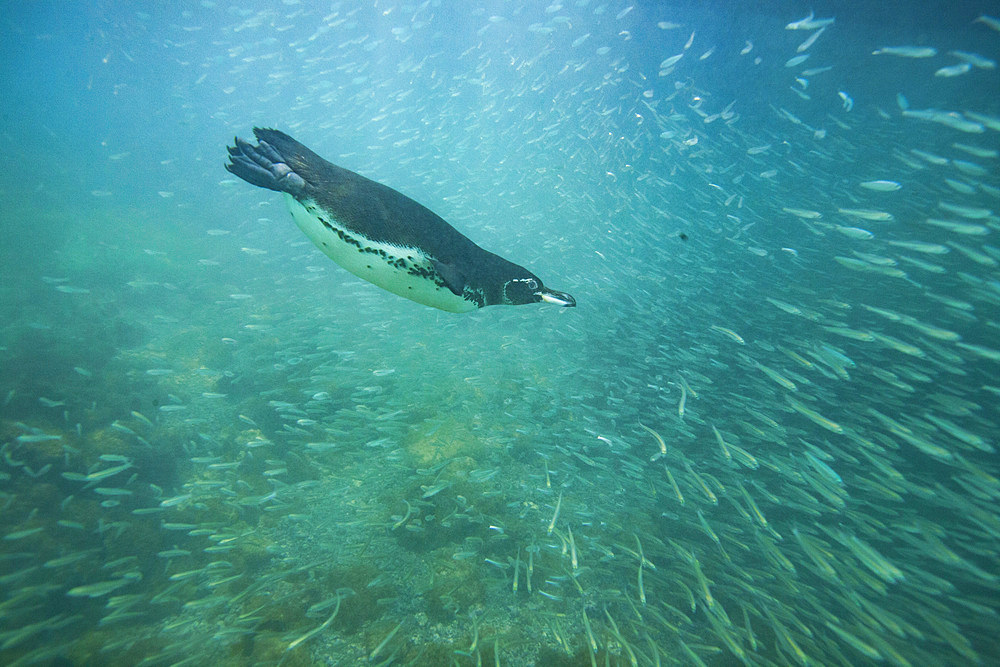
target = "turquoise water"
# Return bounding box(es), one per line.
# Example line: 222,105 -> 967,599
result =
2,2 -> 999,665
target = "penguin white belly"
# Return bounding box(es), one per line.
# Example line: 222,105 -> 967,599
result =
284,194 -> 477,313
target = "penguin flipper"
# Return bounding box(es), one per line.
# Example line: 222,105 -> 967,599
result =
432,259 -> 466,297
226,133 -> 307,197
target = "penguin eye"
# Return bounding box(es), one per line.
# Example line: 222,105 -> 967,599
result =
527,279 -> 538,291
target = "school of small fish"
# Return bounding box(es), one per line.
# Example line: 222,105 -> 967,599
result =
1,4 -> 999,666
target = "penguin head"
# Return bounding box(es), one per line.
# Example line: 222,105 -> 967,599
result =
502,274 -> 576,307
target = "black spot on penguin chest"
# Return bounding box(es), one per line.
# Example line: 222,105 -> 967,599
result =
314,212 -> 362,249
311,206 -> 448,287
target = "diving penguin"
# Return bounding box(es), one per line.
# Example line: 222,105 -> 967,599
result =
225,128 -> 576,313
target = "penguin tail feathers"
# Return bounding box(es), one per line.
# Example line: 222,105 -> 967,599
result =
226,128 -> 308,197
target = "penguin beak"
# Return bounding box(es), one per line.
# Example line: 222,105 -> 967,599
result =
538,288 -> 576,307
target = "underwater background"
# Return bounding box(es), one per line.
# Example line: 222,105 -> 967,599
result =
2,1 -> 999,665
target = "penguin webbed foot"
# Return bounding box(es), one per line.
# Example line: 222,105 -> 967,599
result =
226,136 -> 306,196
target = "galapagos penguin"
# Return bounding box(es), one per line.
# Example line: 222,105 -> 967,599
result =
225,128 -> 576,313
